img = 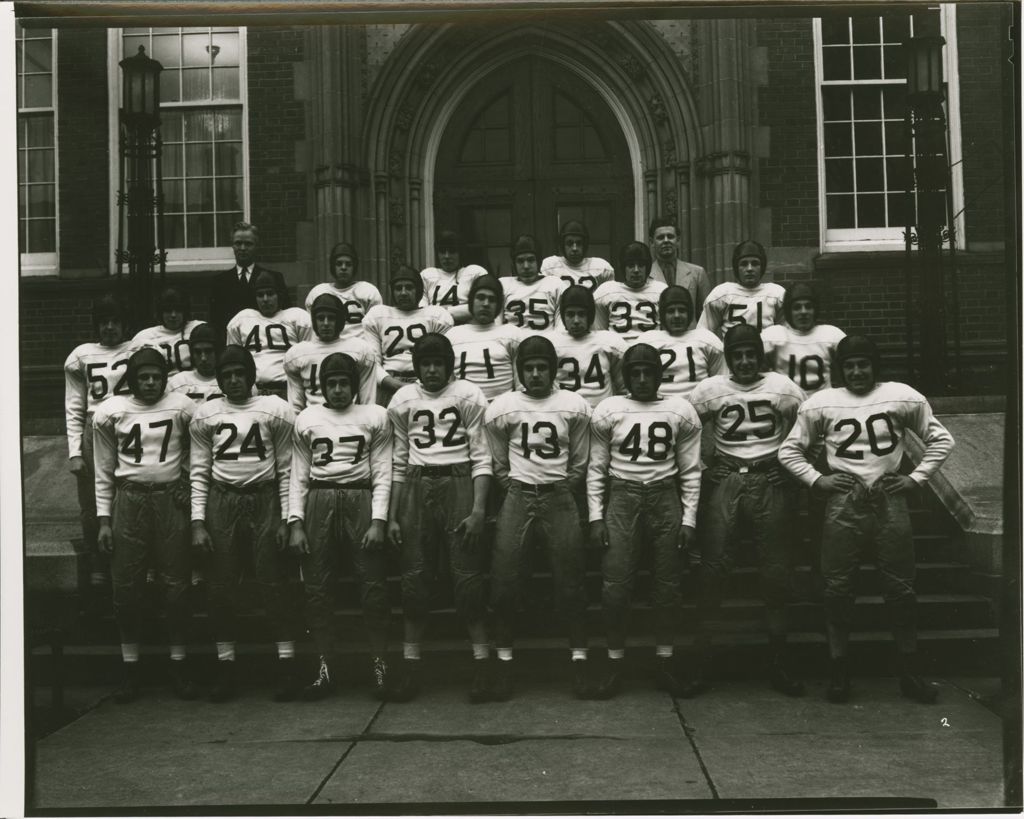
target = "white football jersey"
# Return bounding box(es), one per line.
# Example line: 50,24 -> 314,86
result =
132,320 -> 204,374
420,265 -> 488,324
500,275 -> 564,331
540,255 -> 614,291
635,328 -> 726,399
484,388 -> 592,485
587,395 -> 702,525
63,340 -> 137,459
688,372 -> 805,463
189,395 -> 296,520
91,391 -> 196,516
282,335 -> 383,412
762,323 -> 846,395
698,280 -> 786,338
290,403 -> 393,521
593,279 -> 668,342
445,323 -> 523,401
167,370 -> 227,405
387,379 -> 491,481
226,307 -> 313,385
779,382 -> 955,489
362,304 -> 454,375
304,280 -> 383,340
544,327 -> 627,408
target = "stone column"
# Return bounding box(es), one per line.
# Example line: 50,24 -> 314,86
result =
695,19 -> 759,285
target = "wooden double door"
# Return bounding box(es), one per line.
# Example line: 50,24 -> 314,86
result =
434,55 -> 635,275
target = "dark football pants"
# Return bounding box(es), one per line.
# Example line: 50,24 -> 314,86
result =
603,476 -> 683,651
397,463 -> 486,625
301,485 -> 390,657
820,479 -> 917,655
110,482 -> 190,645
491,481 -> 587,649
205,480 -> 293,644
698,470 -> 798,638
77,415 -> 109,580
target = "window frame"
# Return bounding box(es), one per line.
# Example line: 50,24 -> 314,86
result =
813,5 -> 964,253
17,25 -> 58,277
106,27 -> 250,273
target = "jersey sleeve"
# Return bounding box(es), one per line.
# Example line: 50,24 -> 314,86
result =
906,397 -> 955,485
387,399 -> 411,484
430,309 -> 455,335
484,406 -> 511,487
368,411 -> 393,521
225,315 -> 243,347
63,352 -> 87,459
91,409 -> 118,518
706,336 -> 727,376
284,350 -> 307,413
463,390 -> 493,479
778,405 -> 824,486
675,408 -> 703,528
586,406 -> 612,521
293,311 -> 313,344
566,401 -> 592,485
272,404 -> 296,518
288,421 -> 312,522
592,289 -> 610,331
188,410 -> 215,521
697,294 -> 722,335
362,310 -> 385,363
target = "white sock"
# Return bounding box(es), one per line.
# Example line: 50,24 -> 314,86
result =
276,641 -> 295,660
216,641 -> 236,662
655,645 -> 674,659
607,648 -> 625,661
169,645 -> 186,661
497,648 -> 513,662
471,643 -> 490,661
403,642 -> 421,661
121,643 -> 140,663
571,648 -> 588,662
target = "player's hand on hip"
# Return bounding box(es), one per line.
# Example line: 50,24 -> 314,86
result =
766,463 -> 791,487
68,456 -> 85,475
588,520 -> 609,551
454,508 -> 485,551
679,524 -> 697,554
191,521 -> 213,554
288,521 -> 310,555
813,473 -> 857,494
387,519 -> 403,547
275,519 -> 290,551
878,474 -> 916,495
708,461 -> 731,483
97,522 -> 114,554
362,520 -> 387,551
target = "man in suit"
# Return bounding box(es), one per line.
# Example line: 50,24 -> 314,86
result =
209,221 -> 289,338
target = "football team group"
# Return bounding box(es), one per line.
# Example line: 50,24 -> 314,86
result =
63,217 -> 954,709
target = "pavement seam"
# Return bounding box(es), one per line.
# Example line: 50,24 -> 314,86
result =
671,698 -> 719,800
306,699 -> 387,804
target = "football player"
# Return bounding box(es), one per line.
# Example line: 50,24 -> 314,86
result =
167,323 -> 226,404
92,347 -> 198,703
445,274 -> 523,402
189,345 -> 300,702
778,335 -> 954,704
636,286 -> 726,399
500,234 -> 563,331
593,241 -> 667,343
762,282 -> 846,396
132,286 -> 203,375
304,242 -> 383,340
540,220 -> 614,291
484,336 -> 593,700
288,353 -> 395,700
64,294 -> 136,587
386,334 -> 493,702
587,343 -> 703,699
687,323 -> 807,697
362,264 -> 454,401
698,239 -> 785,338
226,268 -> 312,398
420,230 -> 488,325
283,292 -> 385,411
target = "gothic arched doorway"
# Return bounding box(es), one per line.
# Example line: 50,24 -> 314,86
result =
433,55 -> 635,275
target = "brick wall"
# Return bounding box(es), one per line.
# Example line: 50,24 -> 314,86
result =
57,29 -> 110,275
756,17 -> 819,248
247,27 -> 308,265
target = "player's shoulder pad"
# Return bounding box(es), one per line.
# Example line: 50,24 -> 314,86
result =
591,280 -> 619,299
761,323 -> 787,342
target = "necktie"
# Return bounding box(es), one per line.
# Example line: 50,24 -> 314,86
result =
239,266 -> 249,283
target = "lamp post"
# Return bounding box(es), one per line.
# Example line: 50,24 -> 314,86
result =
116,45 -> 165,322
904,35 -> 952,395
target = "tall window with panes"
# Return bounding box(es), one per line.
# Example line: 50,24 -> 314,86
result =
118,27 -> 246,264
815,8 -> 960,250
17,23 -> 57,274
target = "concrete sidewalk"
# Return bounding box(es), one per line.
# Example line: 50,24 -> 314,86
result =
28,669 -> 1006,812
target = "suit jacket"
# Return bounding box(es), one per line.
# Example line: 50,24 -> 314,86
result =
209,263 -> 289,339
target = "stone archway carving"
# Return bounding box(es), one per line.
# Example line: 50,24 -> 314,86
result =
363,20 -> 705,276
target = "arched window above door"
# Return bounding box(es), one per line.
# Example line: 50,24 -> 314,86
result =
458,89 -> 512,166
552,89 -> 606,162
